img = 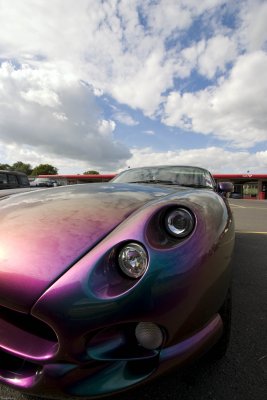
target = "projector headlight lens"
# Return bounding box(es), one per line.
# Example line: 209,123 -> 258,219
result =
118,242 -> 148,278
165,208 -> 195,238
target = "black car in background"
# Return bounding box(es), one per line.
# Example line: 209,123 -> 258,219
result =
230,192 -> 243,199
0,170 -> 30,189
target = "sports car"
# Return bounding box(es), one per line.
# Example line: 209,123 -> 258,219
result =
0,165 -> 235,398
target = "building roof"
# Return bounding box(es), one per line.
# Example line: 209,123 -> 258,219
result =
213,174 -> 267,180
39,173 -> 267,180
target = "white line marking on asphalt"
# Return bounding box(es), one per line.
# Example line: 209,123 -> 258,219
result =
230,204 -> 246,209
236,231 -> 267,235
230,204 -> 267,210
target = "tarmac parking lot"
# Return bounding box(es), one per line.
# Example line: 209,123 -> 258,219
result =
230,198 -> 267,233
0,199 -> 266,400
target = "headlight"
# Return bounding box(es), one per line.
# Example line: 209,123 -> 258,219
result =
165,208 -> 195,238
118,242 -> 148,278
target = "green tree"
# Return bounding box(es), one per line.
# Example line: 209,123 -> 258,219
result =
83,170 -> 100,175
12,161 -> 33,175
0,163 -> 12,171
31,164 -> 58,176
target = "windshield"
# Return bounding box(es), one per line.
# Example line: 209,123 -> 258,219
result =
112,166 -> 215,189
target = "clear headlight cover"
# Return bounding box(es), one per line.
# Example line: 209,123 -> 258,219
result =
118,243 -> 148,278
165,208 -> 195,238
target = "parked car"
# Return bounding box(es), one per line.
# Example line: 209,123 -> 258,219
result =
230,192 -> 243,199
0,165 -> 234,398
30,177 -> 58,187
0,170 -> 30,189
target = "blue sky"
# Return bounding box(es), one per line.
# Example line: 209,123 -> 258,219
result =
0,0 -> 267,174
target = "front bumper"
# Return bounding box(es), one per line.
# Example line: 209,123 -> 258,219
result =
0,309 -> 222,397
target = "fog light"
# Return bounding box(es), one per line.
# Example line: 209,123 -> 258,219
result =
135,322 -> 163,350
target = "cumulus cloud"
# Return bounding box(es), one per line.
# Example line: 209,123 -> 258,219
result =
0,0 -> 232,116
1,142 -> 112,174
0,1 -> 266,173
238,0 -> 267,51
112,111 -> 139,126
162,51 -> 267,148
197,35 -> 237,79
0,62 -> 130,170
126,147 -> 267,174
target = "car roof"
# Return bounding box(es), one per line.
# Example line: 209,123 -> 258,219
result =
0,170 -> 28,176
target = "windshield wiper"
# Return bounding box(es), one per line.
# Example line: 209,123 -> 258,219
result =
178,184 -> 211,188
127,180 -> 211,188
129,180 -> 175,185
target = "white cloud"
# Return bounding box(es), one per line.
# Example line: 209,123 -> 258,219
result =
97,119 -> 116,136
0,1 -> 266,174
141,1 -> 192,35
198,35 -> 237,79
0,0 -> 233,116
53,112 -> 68,121
162,51 -> 267,148
112,111 -> 139,126
21,88 -> 60,107
238,0 -> 267,51
255,150 -> 267,169
0,62 -> 130,170
109,47 -> 175,116
1,142 -> 112,174
126,147 -> 267,174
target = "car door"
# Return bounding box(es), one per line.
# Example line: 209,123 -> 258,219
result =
7,173 -> 20,188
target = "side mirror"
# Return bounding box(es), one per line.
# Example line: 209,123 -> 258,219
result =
218,182 -> 234,194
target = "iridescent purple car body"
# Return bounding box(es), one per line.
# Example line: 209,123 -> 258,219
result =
0,166 -> 235,398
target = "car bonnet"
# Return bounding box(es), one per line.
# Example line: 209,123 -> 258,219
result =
0,183 -> 174,312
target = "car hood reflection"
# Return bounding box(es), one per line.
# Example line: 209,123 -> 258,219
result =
0,183 -> 175,312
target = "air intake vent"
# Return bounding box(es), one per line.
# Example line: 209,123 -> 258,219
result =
0,304 -> 58,361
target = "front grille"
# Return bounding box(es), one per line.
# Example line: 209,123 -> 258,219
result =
0,304 -> 59,361
0,304 -> 57,342
0,348 -> 41,375
0,348 -> 42,388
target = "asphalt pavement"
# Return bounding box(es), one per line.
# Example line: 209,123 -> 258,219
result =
1,199 -> 266,400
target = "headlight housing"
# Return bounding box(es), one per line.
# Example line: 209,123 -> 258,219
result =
165,208 -> 195,238
118,242 -> 148,278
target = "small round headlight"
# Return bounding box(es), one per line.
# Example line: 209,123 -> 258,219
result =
165,208 -> 195,238
118,243 -> 148,278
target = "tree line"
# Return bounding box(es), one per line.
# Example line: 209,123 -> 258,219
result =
0,161 -> 58,176
0,161 -> 100,176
